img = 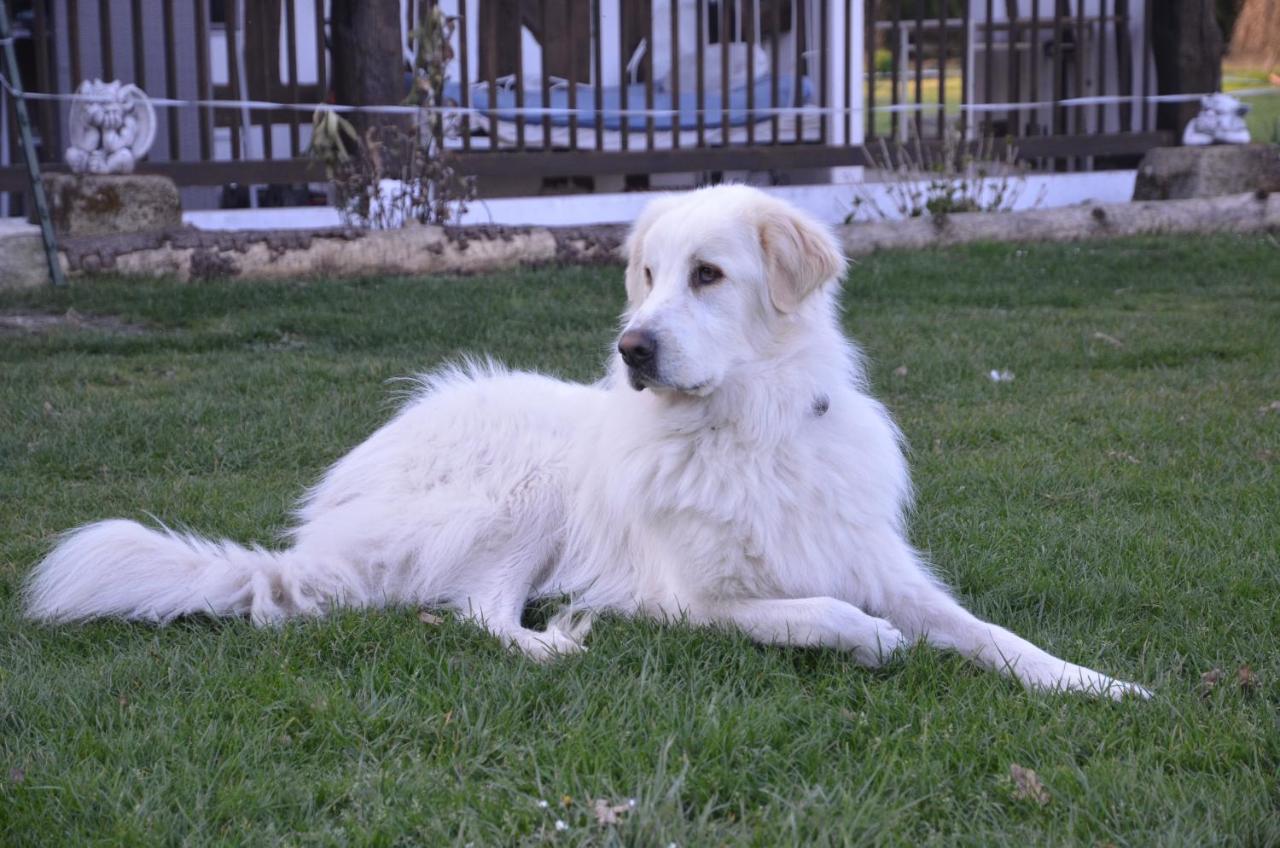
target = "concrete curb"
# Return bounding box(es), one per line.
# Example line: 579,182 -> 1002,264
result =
839,190 -> 1280,256
2,192 -> 1277,289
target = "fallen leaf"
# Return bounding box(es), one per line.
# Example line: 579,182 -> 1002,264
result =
9,768 -> 24,784
1106,450 -> 1141,465
1236,665 -> 1257,691
42,400 -> 55,417
418,610 -> 443,625
593,798 -> 634,825
560,794 -> 573,808
1200,667 -> 1225,694
1092,331 -> 1124,348
1009,763 -> 1050,806
1256,449 -> 1276,463
893,364 -> 909,377
1260,401 -> 1280,415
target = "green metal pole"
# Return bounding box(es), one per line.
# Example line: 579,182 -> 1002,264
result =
0,0 -> 65,286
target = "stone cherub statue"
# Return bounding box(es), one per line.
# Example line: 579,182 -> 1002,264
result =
64,79 -> 157,174
1182,92 -> 1251,146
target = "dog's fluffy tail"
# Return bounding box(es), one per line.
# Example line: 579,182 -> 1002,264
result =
25,519 -> 316,626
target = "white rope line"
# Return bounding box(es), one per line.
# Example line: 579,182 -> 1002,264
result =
0,73 -> 1274,120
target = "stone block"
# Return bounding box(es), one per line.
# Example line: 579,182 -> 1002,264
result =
0,219 -> 54,289
1133,144 -> 1280,201
34,173 -> 182,237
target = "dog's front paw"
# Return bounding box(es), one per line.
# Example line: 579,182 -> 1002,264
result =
509,627 -> 587,663
1097,677 -> 1152,701
1032,662 -> 1151,700
856,622 -> 908,668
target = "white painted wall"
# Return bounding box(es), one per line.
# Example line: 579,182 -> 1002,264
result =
211,0 -> 325,88
184,170 -> 1139,230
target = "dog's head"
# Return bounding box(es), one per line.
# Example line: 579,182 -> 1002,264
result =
617,185 -> 847,395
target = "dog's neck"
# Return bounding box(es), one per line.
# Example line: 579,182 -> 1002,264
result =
712,331 -> 851,434
623,310 -> 858,444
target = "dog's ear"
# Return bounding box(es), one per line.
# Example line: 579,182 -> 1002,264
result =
757,204 -> 847,314
623,194 -> 681,305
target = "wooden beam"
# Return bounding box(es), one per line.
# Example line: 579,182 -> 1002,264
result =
0,133 -> 1175,192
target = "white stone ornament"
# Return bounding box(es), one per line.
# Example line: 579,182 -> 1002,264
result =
64,79 -> 157,174
1182,92 -> 1251,146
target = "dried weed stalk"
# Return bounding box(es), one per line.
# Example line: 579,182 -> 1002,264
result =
848,125 -> 1044,223
309,7 -> 474,228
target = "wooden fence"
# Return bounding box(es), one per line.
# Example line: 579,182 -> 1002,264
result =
0,0 -> 1173,209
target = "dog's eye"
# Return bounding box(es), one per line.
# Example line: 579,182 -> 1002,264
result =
692,263 -> 723,288
644,267 -> 653,288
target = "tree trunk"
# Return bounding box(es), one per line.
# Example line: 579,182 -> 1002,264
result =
1229,0 -> 1280,67
329,0 -> 407,136
1151,0 -> 1226,133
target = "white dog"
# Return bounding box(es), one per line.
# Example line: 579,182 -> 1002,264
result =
25,186 -> 1148,699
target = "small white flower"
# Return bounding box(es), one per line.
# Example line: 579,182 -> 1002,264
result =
537,799 -> 549,809
987,369 -> 1015,383
628,798 -> 637,808
554,819 -> 569,831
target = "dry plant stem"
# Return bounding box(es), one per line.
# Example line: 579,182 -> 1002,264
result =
308,8 -> 475,229
848,125 -> 1045,223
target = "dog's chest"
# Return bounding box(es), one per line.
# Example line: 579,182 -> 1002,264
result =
630,425 -> 844,593
574,388 -> 910,605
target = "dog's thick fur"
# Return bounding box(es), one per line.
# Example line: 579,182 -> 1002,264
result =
25,186 -> 1147,698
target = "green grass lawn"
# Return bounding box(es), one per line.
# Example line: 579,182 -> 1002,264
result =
869,75 -> 965,138
1223,67 -> 1280,144
867,62 -> 1280,142
2,235 -> 1278,845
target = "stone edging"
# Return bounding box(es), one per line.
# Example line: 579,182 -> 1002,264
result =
1,192 -> 1277,289
839,190 -> 1280,255
59,223 -> 628,283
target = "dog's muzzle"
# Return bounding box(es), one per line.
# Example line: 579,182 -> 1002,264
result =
618,329 -> 659,391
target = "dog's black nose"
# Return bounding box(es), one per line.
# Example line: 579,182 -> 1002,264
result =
618,329 -> 657,368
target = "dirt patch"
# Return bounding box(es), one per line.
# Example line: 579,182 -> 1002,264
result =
551,224 -> 627,266
190,248 -> 240,281
0,308 -> 148,336
441,224 -> 520,251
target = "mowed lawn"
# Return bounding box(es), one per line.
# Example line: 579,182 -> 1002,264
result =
2,235 -> 1278,846
1223,67 -> 1280,143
